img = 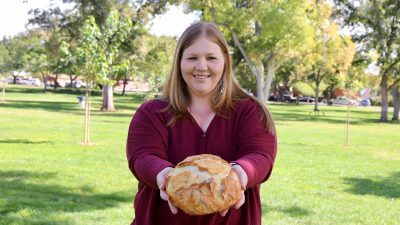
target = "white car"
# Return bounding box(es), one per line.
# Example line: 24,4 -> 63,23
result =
74,80 -> 86,88
22,78 -> 42,86
330,96 -> 358,106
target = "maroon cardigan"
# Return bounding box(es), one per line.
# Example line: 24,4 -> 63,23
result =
126,99 -> 277,225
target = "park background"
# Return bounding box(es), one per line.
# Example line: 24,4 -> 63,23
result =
0,0 -> 399,224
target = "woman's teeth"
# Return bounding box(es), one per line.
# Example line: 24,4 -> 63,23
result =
193,75 -> 210,79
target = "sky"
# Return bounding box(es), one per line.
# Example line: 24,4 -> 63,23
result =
0,0 -> 198,38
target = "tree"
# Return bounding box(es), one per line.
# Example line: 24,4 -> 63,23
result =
333,0 -> 400,122
23,33 -> 52,93
98,10 -> 132,111
184,0 -> 313,101
344,51 -> 371,96
3,37 -> 29,84
0,39 -> 12,74
28,0 -> 173,108
274,58 -> 304,101
391,65 -> 400,120
62,16 -> 104,145
392,83 -> 400,120
0,39 -> 12,102
302,1 -> 355,112
113,57 -> 131,96
62,10 -> 132,144
137,34 -> 176,92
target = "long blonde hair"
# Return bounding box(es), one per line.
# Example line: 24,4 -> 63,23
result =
162,22 -> 276,135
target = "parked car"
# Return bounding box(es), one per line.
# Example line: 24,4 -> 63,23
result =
6,77 -> 14,84
75,80 -> 86,88
21,78 -> 41,86
282,94 -> 296,102
300,96 -> 315,103
330,96 -> 358,106
7,77 -> 23,84
268,95 -> 278,101
360,99 -> 371,106
66,80 -> 86,88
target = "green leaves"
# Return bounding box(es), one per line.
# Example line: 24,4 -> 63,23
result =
71,10 -> 132,86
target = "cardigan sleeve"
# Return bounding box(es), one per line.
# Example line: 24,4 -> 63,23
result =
232,100 -> 277,188
126,100 -> 174,189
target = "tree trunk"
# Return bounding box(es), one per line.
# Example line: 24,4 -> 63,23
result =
392,84 -> 400,121
101,84 -> 115,111
264,53 -> 276,101
380,74 -> 389,122
230,30 -> 262,99
314,70 -> 321,112
84,86 -> 91,145
256,60 -> 264,101
122,76 -> 127,96
69,75 -> 74,87
53,73 -> 60,90
314,85 -> 320,112
327,86 -> 334,106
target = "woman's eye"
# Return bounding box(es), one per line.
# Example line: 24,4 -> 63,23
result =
187,57 -> 197,60
207,57 -> 217,60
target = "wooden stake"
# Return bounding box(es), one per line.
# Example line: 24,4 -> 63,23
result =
84,87 -> 90,145
87,87 -> 91,144
344,101 -> 350,147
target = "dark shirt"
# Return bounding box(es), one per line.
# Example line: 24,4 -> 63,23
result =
126,98 -> 277,225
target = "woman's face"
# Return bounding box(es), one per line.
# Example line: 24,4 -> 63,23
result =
180,37 -> 225,99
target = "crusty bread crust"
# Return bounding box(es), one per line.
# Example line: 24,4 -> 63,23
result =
166,154 -> 241,215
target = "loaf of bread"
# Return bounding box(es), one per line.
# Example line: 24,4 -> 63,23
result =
165,154 -> 241,215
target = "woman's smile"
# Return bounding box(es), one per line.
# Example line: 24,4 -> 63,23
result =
180,37 -> 225,98
192,75 -> 211,79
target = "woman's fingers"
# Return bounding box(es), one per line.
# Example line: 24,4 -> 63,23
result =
158,165 -> 247,214
220,209 -> 229,217
156,167 -> 173,190
156,167 -> 178,214
168,200 -> 178,214
159,190 -> 169,201
161,189 -> 178,214
231,164 -> 248,190
221,189 -> 245,216
234,190 -> 245,209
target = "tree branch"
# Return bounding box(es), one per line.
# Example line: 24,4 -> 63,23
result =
209,0 -> 259,77
230,30 -> 259,77
388,78 -> 400,90
382,56 -> 400,77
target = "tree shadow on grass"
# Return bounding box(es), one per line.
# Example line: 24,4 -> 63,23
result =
0,170 -> 132,225
0,139 -> 53,144
272,111 -> 380,125
5,86 -> 99,96
342,171 -> 400,199
269,103 -> 385,125
1,100 -> 79,113
262,202 -> 312,217
1,100 -> 138,118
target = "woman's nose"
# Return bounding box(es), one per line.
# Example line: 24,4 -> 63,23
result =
195,58 -> 208,71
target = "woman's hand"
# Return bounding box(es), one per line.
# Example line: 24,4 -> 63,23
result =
220,164 -> 248,217
156,167 -> 178,214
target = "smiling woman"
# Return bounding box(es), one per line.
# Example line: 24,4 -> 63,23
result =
126,22 -> 277,225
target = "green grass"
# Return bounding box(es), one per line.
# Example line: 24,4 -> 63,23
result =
0,85 -> 399,225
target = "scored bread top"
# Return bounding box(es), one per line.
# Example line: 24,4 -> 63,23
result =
165,154 -> 241,215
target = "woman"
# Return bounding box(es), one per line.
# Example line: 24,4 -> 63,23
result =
126,22 -> 277,225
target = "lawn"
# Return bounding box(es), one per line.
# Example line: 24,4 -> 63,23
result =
0,85 -> 399,225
